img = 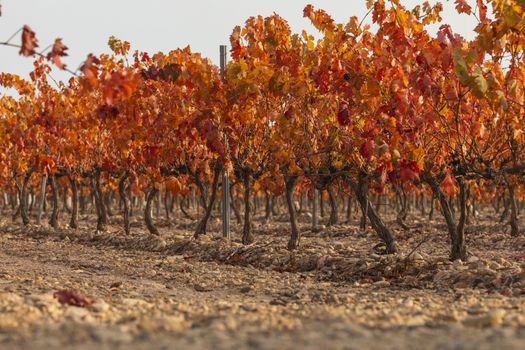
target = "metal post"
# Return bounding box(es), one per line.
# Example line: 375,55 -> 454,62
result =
220,45 -> 227,80
220,45 -> 231,240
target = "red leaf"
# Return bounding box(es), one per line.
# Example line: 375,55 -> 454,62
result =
53,289 -> 95,307
359,140 -> 375,160
477,0 -> 487,21
337,103 -> 350,126
440,172 -> 458,197
284,108 -> 293,120
399,160 -> 420,182
46,38 -> 68,69
19,25 -> 38,56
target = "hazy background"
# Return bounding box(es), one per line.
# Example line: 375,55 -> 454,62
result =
0,0 -> 478,83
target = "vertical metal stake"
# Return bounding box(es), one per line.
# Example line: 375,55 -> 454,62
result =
220,45 -> 231,240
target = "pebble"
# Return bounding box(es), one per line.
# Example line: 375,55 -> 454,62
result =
64,306 -> 90,320
370,253 -> 381,261
463,309 -> 506,328
194,284 -> 213,292
467,304 -> 488,315
489,262 -> 502,270
373,280 -> 391,287
240,286 -> 252,294
90,329 -> 133,343
453,260 -> 464,269
404,315 -> 427,326
89,301 -> 110,313
121,298 -> 149,307
467,256 -> 480,263
411,253 -> 424,262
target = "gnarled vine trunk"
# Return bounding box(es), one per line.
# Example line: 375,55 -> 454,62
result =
346,194 -> 353,221
423,173 -> 467,261
144,187 -> 159,235
119,174 -> 131,235
269,196 -> 276,216
104,193 -> 113,217
164,191 -> 171,220
503,173 -> 519,237
20,171 -> 33,226
264,192 -> 271,222
48,174 -> 59,229
62,184 -> 71,214
194,163 -> 222,238
179,196 -> 193,220
92,172 -> 108,231
319,190 -> 325,218
284,174 -> 300,251
230,185 -> 242,223
394,186 -> 409,230
327,184 -> 339,226
69,176 -> 79,229
241,174 -> 254,245
359,195 -> 368,231
350,175 -> 397,254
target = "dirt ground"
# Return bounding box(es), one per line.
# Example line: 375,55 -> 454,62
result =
1,210 -> 525,349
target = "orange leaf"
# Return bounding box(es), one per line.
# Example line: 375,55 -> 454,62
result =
454,0 -> 471,15
103,71 -> 138,105
80,54 -> 100,88
166,177 -> 183,195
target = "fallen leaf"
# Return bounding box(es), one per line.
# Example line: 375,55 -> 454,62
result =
53,289 -> 95,307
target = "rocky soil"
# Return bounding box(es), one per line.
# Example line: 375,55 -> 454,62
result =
1,211 -> 525,349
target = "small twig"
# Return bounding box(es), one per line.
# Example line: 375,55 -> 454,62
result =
357,7 -> 374,31
225,241 -> 273,261
38,43 -> 53,56
404,234 -> 431,264
0,40 -> 79,77
3,27 -> 22,45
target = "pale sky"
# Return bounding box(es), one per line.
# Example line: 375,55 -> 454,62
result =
1,0 -> 478,83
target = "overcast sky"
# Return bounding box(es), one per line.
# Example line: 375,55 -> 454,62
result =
0,0 -> 478,83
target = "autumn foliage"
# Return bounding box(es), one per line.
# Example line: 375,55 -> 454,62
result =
3,0 -> 525,261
